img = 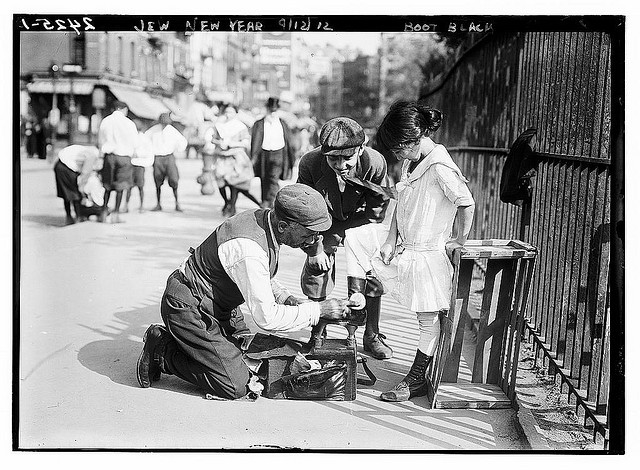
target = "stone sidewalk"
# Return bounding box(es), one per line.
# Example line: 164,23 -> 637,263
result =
17,156 -> 537,450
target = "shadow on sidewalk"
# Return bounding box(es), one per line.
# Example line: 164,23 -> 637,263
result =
75,299 -> 526,450
321,393 -> 517,449
76,301 -> 202,398
89,223 -> 211,272
21,214 -> 71,227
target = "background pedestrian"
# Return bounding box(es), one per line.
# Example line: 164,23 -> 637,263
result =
211,104 -> 260,216
53,144 -> 100,225
123,119 -> 155,213
146,113 -> 188,212
98,101 -> 138,223
250,97 -> 296,208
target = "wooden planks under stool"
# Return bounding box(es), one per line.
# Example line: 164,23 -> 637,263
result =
434,383 -> 512,409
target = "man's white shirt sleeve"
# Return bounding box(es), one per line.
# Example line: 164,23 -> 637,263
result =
218,238 -> 320,332
167,125 -> 188,153
270,278 -> 292,304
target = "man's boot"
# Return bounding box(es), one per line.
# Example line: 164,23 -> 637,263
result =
379,349 -> 432,402
305,277 -> 367,351
137,324 -> 171,388
362,296 -> 393,359
305,297 -> 327,351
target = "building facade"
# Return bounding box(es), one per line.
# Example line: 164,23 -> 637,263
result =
20,31 -> 192,147
342,54 -> 380,127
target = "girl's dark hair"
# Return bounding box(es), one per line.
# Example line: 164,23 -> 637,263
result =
376,100 -> 443,150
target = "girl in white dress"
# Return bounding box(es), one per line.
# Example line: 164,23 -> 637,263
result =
344,100 -> 475,402
211,105 -> 261,216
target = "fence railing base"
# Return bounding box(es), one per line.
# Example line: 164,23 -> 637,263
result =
525,323 -> 608,447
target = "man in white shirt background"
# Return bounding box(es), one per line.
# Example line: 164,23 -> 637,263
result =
52,144 -> 100,225
146,112 -> 188,212
122,119 -> 155,213
250,97 -> 296,208
136,184 -> 355,400
98,101 -> 139,223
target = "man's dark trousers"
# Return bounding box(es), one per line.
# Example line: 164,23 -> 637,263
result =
260,149 -> 284,207
160,270 -> 251,399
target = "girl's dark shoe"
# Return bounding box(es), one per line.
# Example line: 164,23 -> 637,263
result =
380,349 -> 432,402
379,377 -> 429,402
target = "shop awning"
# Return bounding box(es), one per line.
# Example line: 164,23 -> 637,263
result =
107,84 -> 169,121
206,90 -> 236,103
27,79 -> 95,95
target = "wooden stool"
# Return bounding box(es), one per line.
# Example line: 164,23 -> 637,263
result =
428,239 -> 537,409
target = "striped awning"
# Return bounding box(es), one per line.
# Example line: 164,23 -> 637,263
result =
206,90 -> 236,103
107,84 -> 169,121
27,79 -> 95,95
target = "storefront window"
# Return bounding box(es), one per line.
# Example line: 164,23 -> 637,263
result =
130,41 -> 136,77
118,36 -> 123,75
73,33 -> 86,68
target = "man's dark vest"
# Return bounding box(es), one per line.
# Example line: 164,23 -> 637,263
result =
182,209 -> 279,320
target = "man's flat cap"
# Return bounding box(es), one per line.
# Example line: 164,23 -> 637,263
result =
274,184 -> 332,231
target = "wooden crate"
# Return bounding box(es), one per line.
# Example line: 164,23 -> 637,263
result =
428,239 -> 537,409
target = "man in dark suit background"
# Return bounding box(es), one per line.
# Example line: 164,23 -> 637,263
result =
250,97 -> 296,208
297,117 -> 394,359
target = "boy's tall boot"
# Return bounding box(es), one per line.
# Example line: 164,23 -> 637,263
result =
362,295 -> 393,359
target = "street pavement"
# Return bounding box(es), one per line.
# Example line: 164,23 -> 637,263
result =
18,155 -> 532,451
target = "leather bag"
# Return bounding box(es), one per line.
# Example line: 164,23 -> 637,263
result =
280,363 -> 348,400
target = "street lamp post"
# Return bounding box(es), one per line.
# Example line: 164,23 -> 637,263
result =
91,88 -> 106,146
62,64 -> 82,145
49,62 -> 60,155
69,78 -> 76,143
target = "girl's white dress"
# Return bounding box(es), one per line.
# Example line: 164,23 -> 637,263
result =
212,118 -> 254,190
345,144 -> 474,312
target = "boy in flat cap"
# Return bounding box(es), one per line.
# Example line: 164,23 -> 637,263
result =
136,184 -> 354,399
297,117 -> 394,359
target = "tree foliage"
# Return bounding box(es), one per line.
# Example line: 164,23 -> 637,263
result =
380,33 -> 458,112
376,33 -> 463,180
